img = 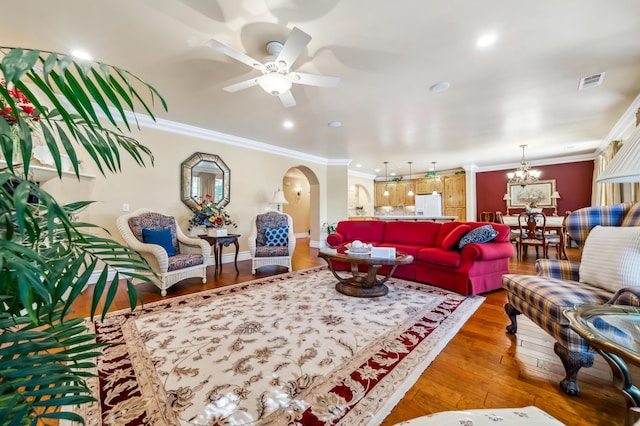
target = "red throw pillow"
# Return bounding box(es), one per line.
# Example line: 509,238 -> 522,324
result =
441,224 -> 471,251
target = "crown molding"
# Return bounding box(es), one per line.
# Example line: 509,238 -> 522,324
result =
598,92 -> 640,152
92,105 -> 345,166
473,152 -> 597,173
348,169 -> 376,179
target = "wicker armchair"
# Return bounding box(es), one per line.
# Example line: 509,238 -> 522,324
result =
248,211 -> 296,274
117,209 -> 212,296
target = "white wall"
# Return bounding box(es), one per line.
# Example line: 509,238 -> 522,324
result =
41,123 -> 336,255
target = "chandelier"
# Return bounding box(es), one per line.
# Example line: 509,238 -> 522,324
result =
507,144 -> 541,187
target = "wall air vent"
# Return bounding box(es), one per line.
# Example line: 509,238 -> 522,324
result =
578,72 -> 605,91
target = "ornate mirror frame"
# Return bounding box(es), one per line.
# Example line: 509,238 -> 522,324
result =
181,152 -> 231,210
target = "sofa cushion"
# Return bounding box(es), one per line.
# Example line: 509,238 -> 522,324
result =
377,243 -> 422,257
502,274 -> 612,326
382,221 -> 441,247
579,226 -> 640,292
416,247 -> 461,268
142,227 -> 176,256
335,220 -> 386,243
441,224 -> 471,251
458,224 -> 498,249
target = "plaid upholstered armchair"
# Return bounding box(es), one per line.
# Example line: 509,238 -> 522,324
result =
117,209 -> 212,296
248,211 -> 296,274
502,202 -> 640,396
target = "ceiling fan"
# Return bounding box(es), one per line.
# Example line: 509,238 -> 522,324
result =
207,27 -> 340,108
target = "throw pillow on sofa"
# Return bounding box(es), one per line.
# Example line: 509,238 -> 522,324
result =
458,224 -> 498,249
142,227 -> 176,256
579,225 -> 640,293
441,224 -> 471,251
265,226 -> 289,247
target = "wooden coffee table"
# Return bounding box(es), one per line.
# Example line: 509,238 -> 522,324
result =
318,248 -> 414,297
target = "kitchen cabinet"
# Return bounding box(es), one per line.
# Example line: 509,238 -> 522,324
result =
416,177 -> 443,194
375,181 -> 416,207
374,181 -> 396,206
443,174 -> 466,221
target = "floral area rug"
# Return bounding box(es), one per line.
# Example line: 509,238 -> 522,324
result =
73,268 -> 483,426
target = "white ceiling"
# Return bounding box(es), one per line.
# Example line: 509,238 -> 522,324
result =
5,0 -> 640,178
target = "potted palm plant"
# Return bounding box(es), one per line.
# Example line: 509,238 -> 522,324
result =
0,46 -> 166,423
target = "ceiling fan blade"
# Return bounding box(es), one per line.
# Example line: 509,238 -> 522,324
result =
276,27 -> 312,69
222,78 -> 260,93
207,38 -> 264,70
291,72 -> 340,88
279,90 -> 297,108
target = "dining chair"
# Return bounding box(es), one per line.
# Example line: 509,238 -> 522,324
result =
544,211 -> 570,259
480,211 -> 495,222
496,211 -> 520,250
517,212 -> 548,260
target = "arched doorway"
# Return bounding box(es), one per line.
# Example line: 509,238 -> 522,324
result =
281,166 -> 321,247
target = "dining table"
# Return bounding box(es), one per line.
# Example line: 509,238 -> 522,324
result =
500,214 -> 568,260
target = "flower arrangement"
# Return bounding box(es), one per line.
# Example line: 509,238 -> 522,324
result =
1,78 -> 41,126
189,194 -> 237,229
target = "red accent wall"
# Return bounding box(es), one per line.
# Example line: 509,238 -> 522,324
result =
476,161 -> 594,218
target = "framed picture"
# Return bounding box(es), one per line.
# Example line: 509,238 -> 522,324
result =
507,179 -> 556,208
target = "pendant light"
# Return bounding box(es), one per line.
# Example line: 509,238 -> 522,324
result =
383,161 -> 389,196
426,161 -> 440,181
407,161 -> 414,196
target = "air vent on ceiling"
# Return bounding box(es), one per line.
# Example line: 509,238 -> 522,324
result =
578,72 -> 605,91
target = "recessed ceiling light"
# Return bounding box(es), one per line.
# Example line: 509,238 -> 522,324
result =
283,120 -> 294,128
477,34 -> 497,47
430,82 -> 450,93
374,168 -> 380,172
71,49 -> 92,61
355,164 -> 362,168
390,172 -> 397,176
328,121 -> 342,128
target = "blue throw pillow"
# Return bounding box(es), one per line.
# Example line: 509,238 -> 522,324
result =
458,224 -> 499,249
142,228 -> 176,256
265,226 -> 289,247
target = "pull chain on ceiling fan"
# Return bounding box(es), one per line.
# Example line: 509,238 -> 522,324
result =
207,27 -> 340,108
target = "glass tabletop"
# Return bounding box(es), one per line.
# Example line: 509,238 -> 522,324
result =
564,305 -> 640,366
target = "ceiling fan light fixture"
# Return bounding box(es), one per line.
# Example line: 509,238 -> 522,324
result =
258,73 -> 292,96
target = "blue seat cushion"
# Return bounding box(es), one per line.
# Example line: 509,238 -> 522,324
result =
142,227 -> 176,256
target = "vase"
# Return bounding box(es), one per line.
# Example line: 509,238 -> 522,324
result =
208,228 -> 227,237
189,226 -> 205,237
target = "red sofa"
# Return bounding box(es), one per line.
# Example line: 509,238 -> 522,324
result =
326,220 -> 514,295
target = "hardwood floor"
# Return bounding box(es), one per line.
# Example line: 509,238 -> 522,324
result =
70,240 -> 628,425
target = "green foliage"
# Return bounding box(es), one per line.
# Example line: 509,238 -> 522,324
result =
0,47 -> 167,424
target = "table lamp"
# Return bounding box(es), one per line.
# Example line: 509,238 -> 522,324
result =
551,191 -> 561,215
270,188 -> 288,211
503,193 -> 511,215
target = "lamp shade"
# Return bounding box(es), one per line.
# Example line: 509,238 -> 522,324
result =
551,191 -> 561,199
258,74 -> 292,96
597,124 -> 640,183
503,194 -> 511,201
270,189 -> 289,205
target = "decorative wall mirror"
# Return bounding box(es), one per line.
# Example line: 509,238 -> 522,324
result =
181,152 -> 230,210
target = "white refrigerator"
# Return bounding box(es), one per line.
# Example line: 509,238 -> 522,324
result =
415,193 -> 442,217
